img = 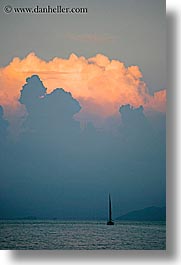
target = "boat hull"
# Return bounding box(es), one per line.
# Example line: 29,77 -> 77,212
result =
107,221 -> 114,225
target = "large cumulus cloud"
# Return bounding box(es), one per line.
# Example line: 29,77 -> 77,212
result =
0,53 -> 166,133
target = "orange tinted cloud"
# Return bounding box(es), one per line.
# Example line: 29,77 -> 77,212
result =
0,53 -> 166,130
145,90 -> 166,113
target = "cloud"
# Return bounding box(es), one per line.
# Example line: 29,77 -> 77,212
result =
66,34 -> 116,43
0,53 -> 166,132
0,77 -> 166,219
19,75 -> 81,144
144,90 -> 166,113
0,105 -> 9,143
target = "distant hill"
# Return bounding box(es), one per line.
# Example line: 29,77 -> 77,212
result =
116,206 -> 166,221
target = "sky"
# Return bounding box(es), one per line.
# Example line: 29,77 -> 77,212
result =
0,0 -> 166,219
0,0 -> 166,91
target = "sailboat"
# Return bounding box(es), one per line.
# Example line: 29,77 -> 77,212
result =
107,194 -> 114,225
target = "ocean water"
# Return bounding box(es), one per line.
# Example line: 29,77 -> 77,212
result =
0,220 -> 166,250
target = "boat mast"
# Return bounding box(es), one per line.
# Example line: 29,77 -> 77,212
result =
109,194 -> 112,221
107,193 -> 114,225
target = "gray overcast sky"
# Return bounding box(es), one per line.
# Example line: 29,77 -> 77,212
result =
0,0 -> 166,92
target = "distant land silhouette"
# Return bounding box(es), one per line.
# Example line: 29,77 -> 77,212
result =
0,206 -> 166,221
116,206 -> 166,221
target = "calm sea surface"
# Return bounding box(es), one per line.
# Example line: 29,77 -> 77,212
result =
0,220 -> 166,250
